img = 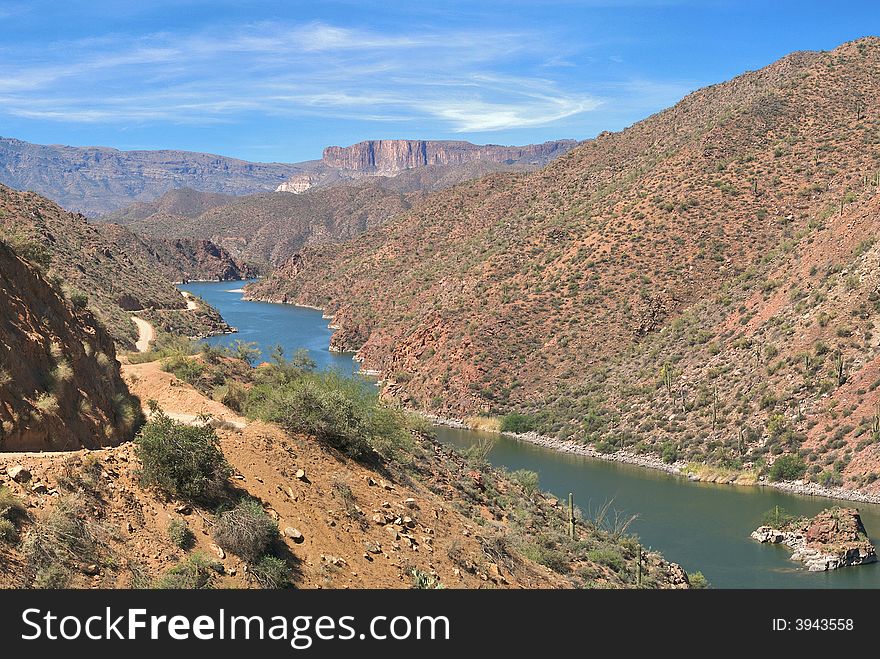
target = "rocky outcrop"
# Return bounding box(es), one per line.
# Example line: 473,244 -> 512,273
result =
0,241 -> 141,451
321,139 -> 577,175
275,173 -> 314,194
148,238 -> 258,282
752,508 -> 877,571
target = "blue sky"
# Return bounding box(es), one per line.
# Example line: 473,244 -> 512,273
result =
0,0 -> 876,162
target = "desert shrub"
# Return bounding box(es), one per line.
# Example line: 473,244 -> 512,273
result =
68,290 -> 89,309
246,370 -> 410,461
0,518 -> 17,543
509,469 -> 540,495
501,412 -> 535,434
161,355 -> 206,385
688,571 -> 710,589
661,441 -> 678,464
0,486 -> 26,520
760,506 -> 799,528
33,565 -> 71,589
410,567 -> 444,589
135,409 -> 231,502
232,340 -> 261,366
22,497 -> 97,574
167,518 -> 195,549
819,470 -> 843,487
768,454 -> 806,482
586,548 -> 625,573
155,553 -> 221,589
213,499 -> 278,562
249,555 -> 292,589
129,334 -> 197,364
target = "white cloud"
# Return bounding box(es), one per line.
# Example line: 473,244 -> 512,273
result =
0,20 -> 604,132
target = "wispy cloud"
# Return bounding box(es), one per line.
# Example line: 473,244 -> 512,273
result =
0,20 -> 602,133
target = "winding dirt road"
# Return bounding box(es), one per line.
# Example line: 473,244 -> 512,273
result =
131,316 -> 155,353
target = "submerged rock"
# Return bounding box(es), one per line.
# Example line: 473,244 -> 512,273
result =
752,507 -> 877,571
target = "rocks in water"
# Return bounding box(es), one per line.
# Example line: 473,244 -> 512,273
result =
752,507 -> 877,571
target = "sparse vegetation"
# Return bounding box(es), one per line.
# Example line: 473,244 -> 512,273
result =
212,498 -> 278,562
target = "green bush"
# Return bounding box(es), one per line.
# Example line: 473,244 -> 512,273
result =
688,571 -> 710,589
155,553 -> 221,589
246,370 -> 411,461
135,409 -> 231,502
509,469 -> 540,495
0,486 -> 26,520
661,441 -> 678,464
0,518 -> 17,544
161,355 -> 206,385
68,290 -> 89,310
213,499 -> 278,562
760,506 -> 799,528
410,567 -> 444,589
768,454 -> 806,482
33,565 -> 70,589
249,555 -> 292,589
167,518 -> 195,549
501,413 -> 535,434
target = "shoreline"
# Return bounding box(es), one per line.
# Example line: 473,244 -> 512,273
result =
222,292 -> 880,508
421,413 -> 880,507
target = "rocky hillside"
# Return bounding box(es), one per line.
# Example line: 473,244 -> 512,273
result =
101,226 -> 258,283
106,162 -> 541,269
321,139 -> 576,175
0,241 -> 141,451
246,38 -> 880,495
0,354 -> 688,589
0,185 -> 231,347
101,188 -> 237,225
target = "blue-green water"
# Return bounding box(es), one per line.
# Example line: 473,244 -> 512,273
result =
182,280 -> 880,588
181,280 -> 357,375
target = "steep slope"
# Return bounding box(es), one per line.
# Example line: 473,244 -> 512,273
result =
247,38 -> 880,492
120,181 -> 416,268
0,185 -> 231,347
0,354 -> 688,589
0,241 -> 141,451
101,225 -> 258,282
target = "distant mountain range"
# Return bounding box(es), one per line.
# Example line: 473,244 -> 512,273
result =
0,136 -> 576,215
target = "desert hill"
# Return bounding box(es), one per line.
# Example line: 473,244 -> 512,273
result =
0,185 -> 234,347
246,37 -> 880,494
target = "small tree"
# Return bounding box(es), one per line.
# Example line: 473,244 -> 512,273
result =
768,454 -> 806,482
135,409 -> 231,502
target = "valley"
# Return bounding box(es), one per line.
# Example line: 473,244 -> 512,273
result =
2,26 -> 879,593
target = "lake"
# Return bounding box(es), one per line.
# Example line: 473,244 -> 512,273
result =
181,279 -> 880,588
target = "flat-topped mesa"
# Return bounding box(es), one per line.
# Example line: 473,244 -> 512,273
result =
752,508 -> 877,571
321,139 -> 577,175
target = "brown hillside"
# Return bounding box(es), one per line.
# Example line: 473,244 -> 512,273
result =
0,241 -> 140,451
0,357 -> 688,589
0,185 -> 231,347
247,38 -> 880,492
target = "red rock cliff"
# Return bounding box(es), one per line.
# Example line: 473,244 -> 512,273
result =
322,139 -> 576,174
